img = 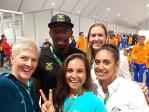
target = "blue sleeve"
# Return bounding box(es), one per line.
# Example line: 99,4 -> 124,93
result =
0,77 -> 24,112
0,78 -> 15,112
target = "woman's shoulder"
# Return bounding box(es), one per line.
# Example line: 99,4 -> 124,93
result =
83,91 -> 107,111
83,91 -> 103,103
0,75 -> 15,96
0,74 -> 10,85
84,91 -> 96,96
0,74 -> 23,98
120,77 -> 139,86
0,73 -> 16,89
117,77 -> 142,92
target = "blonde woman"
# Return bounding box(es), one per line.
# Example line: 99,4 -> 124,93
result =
0,39 -> 40,112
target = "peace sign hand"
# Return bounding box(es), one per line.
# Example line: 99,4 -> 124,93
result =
40,89 -> 55,112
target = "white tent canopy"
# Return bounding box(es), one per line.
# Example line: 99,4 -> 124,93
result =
0,0 -> 149,28
0,0 -> 149,44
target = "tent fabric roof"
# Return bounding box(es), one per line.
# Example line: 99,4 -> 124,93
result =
0,0 -> 149,28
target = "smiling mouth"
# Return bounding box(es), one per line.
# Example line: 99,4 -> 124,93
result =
96,71 -> 107,76
23,68 -> 32,72
69,80 -> 80,86
23,70 -> 31,73
57,40 -> 65,43
97,73 -> 104,76
72,80 -> 79,83
93,42 -> 103,46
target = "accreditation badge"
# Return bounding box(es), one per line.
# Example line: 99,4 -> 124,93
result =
45,62 -> 53,71
111,106 -> 122,112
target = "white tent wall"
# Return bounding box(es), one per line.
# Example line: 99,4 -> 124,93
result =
139,18 -> 149,30
96,20 -> 106,25
96,20 -> 137,34
23,13 -> 35,40
14,15 -> 23,38
138,18 -> 149,41
67,13 -> 79,41
23,10 -> 51,46
138,30 -> 149,41
0,12 -> 23,44
3,17 -> 14,42
79,17 -> 95,39
34,10 -> 51,45
23,9 -> 137,45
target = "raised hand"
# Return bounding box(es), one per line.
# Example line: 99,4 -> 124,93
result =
139,83 -> 149,103
139,83 -> 148,96
40,89 -> 55,112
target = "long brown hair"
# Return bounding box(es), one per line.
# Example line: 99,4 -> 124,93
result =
86,23 -> 108,65
53,53 -> 91,111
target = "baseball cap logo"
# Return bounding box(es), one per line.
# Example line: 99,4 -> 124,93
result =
57,15 -> 65,22
48,13 -> 74,28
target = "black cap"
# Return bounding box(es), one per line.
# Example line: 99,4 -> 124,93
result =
48,13 -> 74,28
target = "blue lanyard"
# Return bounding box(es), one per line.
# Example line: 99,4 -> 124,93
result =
50,46 -> 62,66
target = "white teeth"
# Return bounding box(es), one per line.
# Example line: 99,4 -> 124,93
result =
71,80 -> 79,83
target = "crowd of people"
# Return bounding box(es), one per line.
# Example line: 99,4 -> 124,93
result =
0,13 -> 149,112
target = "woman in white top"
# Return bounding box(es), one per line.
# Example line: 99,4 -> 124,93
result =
92,44 -> 149,112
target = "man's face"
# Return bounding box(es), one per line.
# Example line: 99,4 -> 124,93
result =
138,37 -> 145,46
80,33 -> 84,37
50,24 -> 72,52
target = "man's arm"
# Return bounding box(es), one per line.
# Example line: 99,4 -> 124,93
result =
33,77 -> 41,99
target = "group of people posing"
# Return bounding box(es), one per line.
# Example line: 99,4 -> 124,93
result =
0,13 -> 149,112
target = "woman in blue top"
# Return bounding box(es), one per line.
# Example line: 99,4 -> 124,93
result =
40,53 -> 107,112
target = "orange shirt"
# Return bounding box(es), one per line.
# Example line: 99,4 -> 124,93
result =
76,37 -> 87,52
128,36 -> 132,45
111,37 -> 118,47
130,44 -> 148,64
146,50 -> 149,68
145,41 -> 149,68
146,40 -> 149,46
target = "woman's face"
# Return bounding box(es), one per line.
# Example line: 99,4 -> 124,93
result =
65,58 -> 86,93
89,26 -> 107,51
94,50 -> 119,84
11,49 -> 39,84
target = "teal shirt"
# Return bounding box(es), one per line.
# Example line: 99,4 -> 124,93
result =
64,91 -> 107,112
0,73 -> 39,112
